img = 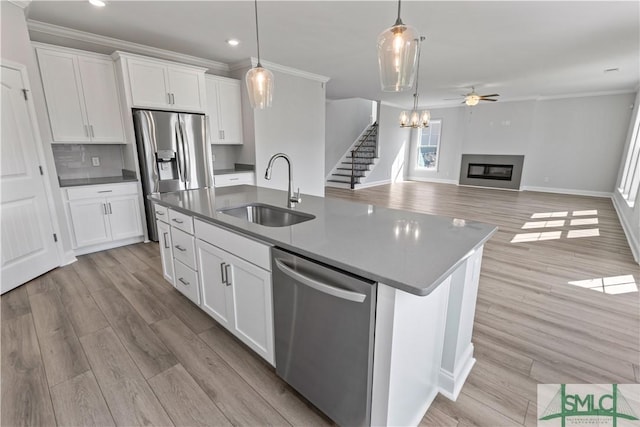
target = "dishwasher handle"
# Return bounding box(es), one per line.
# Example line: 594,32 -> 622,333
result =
274,259 -> 366,303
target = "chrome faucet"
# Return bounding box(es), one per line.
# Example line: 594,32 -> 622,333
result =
265,153 -> 301,208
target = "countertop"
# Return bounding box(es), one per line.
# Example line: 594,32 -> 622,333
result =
149,186 -> 497,296
59,175 -> 138,187
213,169 -> 255,176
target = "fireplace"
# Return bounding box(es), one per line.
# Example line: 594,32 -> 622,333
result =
467,163 -> 514,181
459,154 -> 524,190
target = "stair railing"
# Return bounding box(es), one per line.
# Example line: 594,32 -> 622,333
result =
351,122 -> 378,189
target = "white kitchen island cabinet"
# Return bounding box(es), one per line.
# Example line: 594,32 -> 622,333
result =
149,186 -> 496,427
35,43 -> 126,144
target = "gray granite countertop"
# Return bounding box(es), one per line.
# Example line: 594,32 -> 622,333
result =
59,175 -> 138,187
213,169 -> 256,176
149,186 -> 497,296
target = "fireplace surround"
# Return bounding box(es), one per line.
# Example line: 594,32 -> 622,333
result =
459,154 -> 524,190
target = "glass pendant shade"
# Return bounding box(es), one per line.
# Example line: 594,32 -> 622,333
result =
399,111 -> 409,126
420,110 -> 431,127
377,23 -> 420,92
246,65 -> 274,109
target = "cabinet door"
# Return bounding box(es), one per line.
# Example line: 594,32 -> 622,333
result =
128,59 -> 170,109
217,79 -> 243,144
107,195 -> 143,241
77,56 -> 125,143
68,198 -> 110,247
167,67 -> 204,112
196,239 -> 232,328
205,79 -> 223,143
36,48 -> 88,142
156,220 -> 174,284
227,252 -> 274,364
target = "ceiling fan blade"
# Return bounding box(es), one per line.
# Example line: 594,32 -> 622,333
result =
481,98 -> 498,102
480,94 -> 500,98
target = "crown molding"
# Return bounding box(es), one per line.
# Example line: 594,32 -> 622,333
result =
27,19 -> 229,73
230,57 -> 330,83
7,1 -> 31,9
535,88 -> 636,101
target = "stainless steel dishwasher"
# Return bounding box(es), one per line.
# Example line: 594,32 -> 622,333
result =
271,248 -> 376,427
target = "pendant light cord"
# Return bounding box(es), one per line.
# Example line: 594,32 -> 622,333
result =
413,37 -> 424,110
254,0 -> 262,67
394,0 -> 404,25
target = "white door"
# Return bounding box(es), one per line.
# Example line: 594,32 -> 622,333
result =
196,239 -> 232,328
107,195 -> 143,241
128,59 -> 169,109
167,67 -> 203,111
1,64 -> 59,293
68,198 -> 110,247
156,220 -> 174,284
227,251 -> 274,363
77,56 -> 125,143
35,48 -> 88,142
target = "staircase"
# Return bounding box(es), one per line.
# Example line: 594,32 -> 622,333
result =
326,122 -> 378,189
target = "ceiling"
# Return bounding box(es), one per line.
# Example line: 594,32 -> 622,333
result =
26,1 -> 640,109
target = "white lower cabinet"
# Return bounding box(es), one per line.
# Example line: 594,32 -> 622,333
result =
174,259 -> 200,305
195,227 -> 274,365
63,183 -> 143,252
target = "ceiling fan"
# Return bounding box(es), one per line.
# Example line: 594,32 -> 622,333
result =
447,87 -> 500,106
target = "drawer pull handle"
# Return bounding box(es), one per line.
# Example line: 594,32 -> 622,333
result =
229,178 -> 239,181
155,211 -> 165,215
178,277 -> 190,286
172,218 -> 184,224
97,190 -> 113,193
224,264 -> 232,286
174,245 -> 187,252
163,232 -> 169,249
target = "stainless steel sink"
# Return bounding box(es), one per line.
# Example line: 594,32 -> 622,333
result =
217,203 -> 315,227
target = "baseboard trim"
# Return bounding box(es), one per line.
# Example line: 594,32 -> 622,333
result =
73,236 -> 144,256
521,186 -> 612,198
407,176 -> 458,185
357,179 -> 391,189
611,193 -> 640,264
60,250 -> 77,266
439,344 -> 476,401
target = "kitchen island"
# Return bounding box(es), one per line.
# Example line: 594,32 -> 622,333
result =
149,185 -> 496,426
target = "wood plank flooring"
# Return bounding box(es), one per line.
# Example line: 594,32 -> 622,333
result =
1,181 -> 638,426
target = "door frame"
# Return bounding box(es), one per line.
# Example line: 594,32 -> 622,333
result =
2,59 -> 65,269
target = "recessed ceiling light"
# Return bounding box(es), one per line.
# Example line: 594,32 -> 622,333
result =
604,67 -> 620,73
226,39 -> 240,47
89,0 -> 106,6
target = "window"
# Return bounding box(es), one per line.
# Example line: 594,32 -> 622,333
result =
618,104 -> 640,206
416,119 -> 442,169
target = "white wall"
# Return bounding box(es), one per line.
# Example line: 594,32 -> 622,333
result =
1,1 -> 75,261
248,70 -> 326,197
612,90 -> 640,264
407,94 -> 635,195
365,103 -> 412,185
325,98 -> 373,176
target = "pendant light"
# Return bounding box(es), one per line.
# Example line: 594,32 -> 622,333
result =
400,37 -> 430,128
377,0 -> 420,92
246,0 -> 273,109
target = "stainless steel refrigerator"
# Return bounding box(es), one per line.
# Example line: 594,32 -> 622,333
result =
133,109 -> 211,241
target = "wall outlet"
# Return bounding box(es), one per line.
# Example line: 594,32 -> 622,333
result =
91,157 -> 100,167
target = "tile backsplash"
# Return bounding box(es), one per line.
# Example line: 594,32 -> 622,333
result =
52,144 -> 126,180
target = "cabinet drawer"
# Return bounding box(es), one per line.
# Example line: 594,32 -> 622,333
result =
168,209 -> 194,234
154,204 -> 169,223
171,227 -> 196,269
214,173 -> 255,188
173,260 -> 200,305
66,182 -> 138,200
195,219 -> 271,271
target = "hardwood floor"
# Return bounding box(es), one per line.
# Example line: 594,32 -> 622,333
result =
1,181 -> 638,426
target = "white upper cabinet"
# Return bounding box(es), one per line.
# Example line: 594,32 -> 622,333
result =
206,75 -> 244,145
116,52 -> 207,113
35,45 -> 125,144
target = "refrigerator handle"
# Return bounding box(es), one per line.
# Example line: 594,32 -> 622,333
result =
140,111 -> 160,192
178,120 -> 191,185
175,121 -> 186,183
